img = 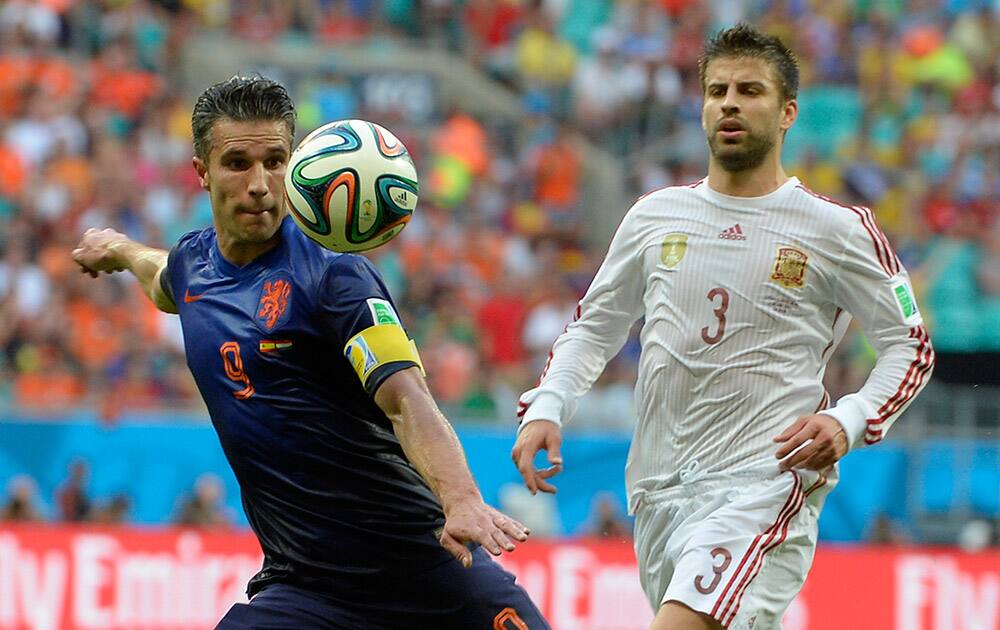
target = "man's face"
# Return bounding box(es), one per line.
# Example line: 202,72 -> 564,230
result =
193,118 -> 291,246
701,56 -> 797,172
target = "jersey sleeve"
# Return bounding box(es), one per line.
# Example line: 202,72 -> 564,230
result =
159,245 -> 177,305
518,205 -> 646,429
160,230 -> 203,304
317,255 -> 422,396
821,210 -> 935,450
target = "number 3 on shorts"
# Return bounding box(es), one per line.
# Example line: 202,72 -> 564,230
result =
694,547 -> 732,594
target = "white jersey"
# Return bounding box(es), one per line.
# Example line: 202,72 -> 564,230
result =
518,176 -> 934,511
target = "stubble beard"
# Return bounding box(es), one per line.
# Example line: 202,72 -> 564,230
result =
707,128 -> 776,173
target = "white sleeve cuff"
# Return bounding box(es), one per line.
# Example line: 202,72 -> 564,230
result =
819,394 -> 876,451
518,391 -> 564,434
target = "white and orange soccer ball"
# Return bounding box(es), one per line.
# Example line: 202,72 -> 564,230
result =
284,119 -> 418,252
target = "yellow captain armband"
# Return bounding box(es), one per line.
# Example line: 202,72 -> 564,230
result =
344,324 -> 425,386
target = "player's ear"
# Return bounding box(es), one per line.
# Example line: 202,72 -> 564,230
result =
780,98 -> 798,132
193,156 -> 210,190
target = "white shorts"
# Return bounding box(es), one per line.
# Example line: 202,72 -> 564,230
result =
633,469 -> 833,630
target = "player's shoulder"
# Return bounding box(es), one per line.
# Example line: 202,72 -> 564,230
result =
321,251 -> 380,283
788,181 -> 875,234
621,178 -> 709,227
280,223 -> 373,288
172,226 -> 216,257
632,178 -> 708,209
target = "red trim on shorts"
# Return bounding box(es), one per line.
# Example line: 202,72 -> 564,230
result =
804,474 -> 828,498
720,473 -> 807,626
710,472 -> 801,621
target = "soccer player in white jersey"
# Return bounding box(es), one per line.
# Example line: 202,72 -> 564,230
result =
511,23 -> 934,630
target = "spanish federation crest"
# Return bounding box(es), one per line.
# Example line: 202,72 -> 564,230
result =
660,233 -> 688,269
770,247 -> 808,289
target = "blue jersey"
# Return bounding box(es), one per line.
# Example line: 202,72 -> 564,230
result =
160,217 -> 449,596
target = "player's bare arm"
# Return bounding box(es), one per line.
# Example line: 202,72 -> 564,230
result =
773,414 -> 849,471
374,367 -> 530,567
72,228 -> 177,314
511,420 -> 563,495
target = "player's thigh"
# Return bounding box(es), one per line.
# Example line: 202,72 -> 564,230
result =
430,547 -> 550,629
651,600 -> 724,630
216,583 -> 362,630
661,471 -> 823,629
634,490 -> 714,613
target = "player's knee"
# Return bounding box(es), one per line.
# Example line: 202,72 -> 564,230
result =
650,600 -> 724,630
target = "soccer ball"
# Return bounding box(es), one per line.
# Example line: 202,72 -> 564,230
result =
284,119 -> 418,253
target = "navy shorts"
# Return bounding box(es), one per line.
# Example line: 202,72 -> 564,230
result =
216,547 -> 549,629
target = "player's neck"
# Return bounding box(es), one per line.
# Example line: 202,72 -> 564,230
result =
707,158 -> 789,198
216,234 -> 281,267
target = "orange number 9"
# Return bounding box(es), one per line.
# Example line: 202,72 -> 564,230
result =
220,342 -> 255,400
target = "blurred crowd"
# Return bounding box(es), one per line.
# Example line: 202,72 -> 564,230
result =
1,0 -> 999,435
0,459 -> 635,538
0,459 -> 235,527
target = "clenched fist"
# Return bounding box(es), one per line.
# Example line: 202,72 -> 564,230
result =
72,228 -> 130,277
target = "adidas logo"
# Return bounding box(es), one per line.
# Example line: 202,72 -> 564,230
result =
718,224 -> 746,240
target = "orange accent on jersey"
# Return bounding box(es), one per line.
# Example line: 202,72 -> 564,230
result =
220,342 -> 254,400
258,279 -> 291,329
493,607 -> 529,630
184,289 -> 206,303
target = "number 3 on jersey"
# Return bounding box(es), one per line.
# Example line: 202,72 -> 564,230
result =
220,342 -> 255,399
701,287 -> 730,345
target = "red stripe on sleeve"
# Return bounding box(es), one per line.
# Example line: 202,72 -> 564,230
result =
848,206 -> 894,277
796,185 -> 898,277
864,326 -> 934,442
859,206 -> 902,275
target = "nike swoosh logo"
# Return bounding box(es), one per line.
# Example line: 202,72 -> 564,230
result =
184,289 -> 207,303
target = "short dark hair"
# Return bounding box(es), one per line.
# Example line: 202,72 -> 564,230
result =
191,75 -> 296,160
698,23 -> 799,102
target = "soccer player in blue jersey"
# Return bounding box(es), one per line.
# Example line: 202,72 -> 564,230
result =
72,75 -> 549,629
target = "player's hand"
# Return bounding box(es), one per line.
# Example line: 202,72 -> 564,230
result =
773,414 -> 848,471
511,420 -> 563,495
72,228 -> 129,278
439,500 -> 530,568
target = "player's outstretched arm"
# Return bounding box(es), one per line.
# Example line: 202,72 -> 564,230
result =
72,228 -> 177,314
375,367 -> 530,568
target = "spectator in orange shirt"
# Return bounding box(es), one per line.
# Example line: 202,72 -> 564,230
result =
89,40 -> 161,119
